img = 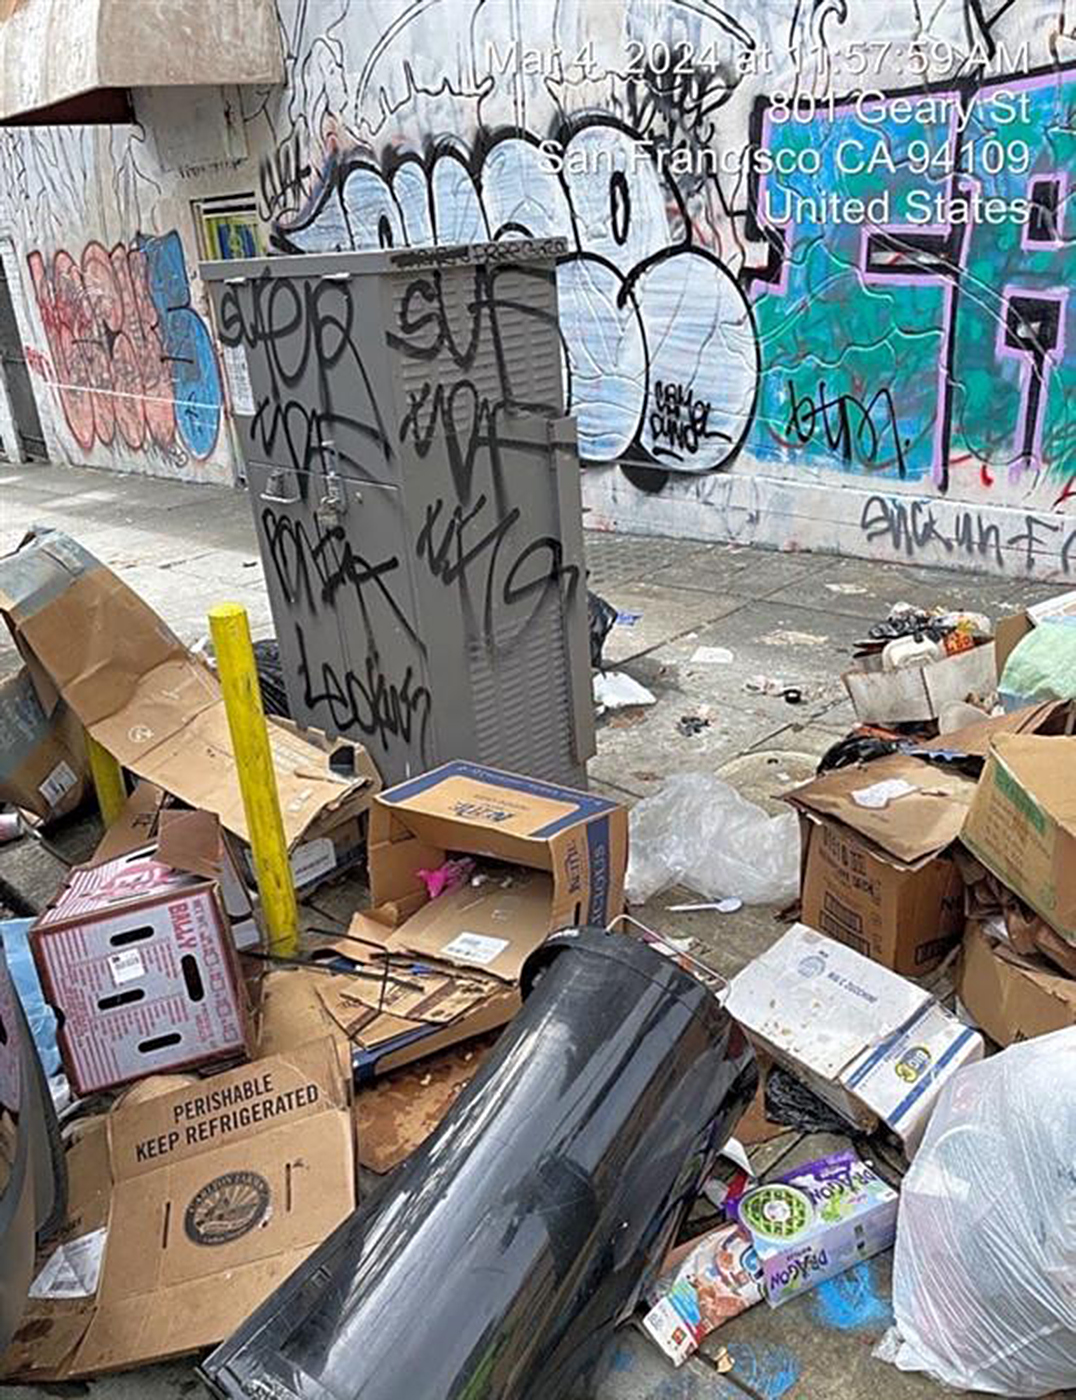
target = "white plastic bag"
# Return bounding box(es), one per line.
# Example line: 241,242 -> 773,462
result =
625,773 -> 800,906
877,1027 -> 1076,1396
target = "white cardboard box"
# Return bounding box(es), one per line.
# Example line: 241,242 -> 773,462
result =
843,641 -> 997,725
726,924 -> 981,1151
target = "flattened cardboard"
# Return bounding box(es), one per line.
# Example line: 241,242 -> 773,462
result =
725,924 -> 977,1148
961,733 -> 1076,944
787,756 -> 973,974
0,666 -> 89,822
0,1039 -> 354,1381
0,530 -> 380,850
843,641 -> 997,726
958,924 -> 1076,1046
354,1036 -> 495,1173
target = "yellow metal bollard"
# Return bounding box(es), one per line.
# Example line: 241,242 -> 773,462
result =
85,731 -> 127,828
208,602 -> 299,957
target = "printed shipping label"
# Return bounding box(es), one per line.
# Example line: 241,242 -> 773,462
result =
441,932 -> 510,966
38,760 -> 78,809
29,1229 -> 108,1300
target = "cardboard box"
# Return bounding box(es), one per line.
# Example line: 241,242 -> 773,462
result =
961,733 -> 1076,945
33,810 -> 254,1093
958,923 -> 1076,1046
0,1039 -> 355,1381
843,640 -> 997,726
310,762 -> 628,1076
726,924 -> 982,1148
0,666 -> 89,822
734,1152 -> 897,1307
0,529 -> 381,852
787,755 -> 974,974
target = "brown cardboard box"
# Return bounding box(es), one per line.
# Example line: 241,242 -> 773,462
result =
0,1038 -> 355,1381
280,762 -> 629,1078
0,529 -> 380,852
787,754 -> 973,974
0,666 -> 89,822
961,733 -> 1076,946
958,923 -> 1076,1046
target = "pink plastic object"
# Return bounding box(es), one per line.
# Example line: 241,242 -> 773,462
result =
417,858 -> 476,900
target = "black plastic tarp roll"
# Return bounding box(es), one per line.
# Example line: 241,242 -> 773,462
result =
199,928 -> 758,1400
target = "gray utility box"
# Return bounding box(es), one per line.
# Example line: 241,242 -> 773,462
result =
202,238 -> 594,788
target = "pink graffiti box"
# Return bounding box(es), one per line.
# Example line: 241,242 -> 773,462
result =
32,823 -> 253,1094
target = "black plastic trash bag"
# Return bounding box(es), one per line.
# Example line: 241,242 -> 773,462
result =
588,590 -> 618,671
200,928 -> 757,1400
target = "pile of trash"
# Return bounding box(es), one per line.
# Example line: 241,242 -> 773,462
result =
2,532 -> 1075,1400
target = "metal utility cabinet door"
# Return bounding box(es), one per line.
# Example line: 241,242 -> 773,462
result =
202,239 -> 594,788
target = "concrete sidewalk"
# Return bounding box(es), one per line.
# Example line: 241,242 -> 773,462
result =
1,459 -> 1068,1400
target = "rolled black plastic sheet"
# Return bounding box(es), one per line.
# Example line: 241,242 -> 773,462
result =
199,927 -> 758,1400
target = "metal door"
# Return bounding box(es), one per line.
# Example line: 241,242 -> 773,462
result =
0,264 -> 46,460
248,458 -> 432,778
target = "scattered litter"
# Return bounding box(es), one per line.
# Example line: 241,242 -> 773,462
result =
691,645 -> 734,665
29,1229 -> 108,1301
593,670 -> 656,712
677,714 -> 711,736
616,610 -> 642,626
416,857 -> 476,899
626,774 -> 800,906
762,629 -> 829,647
642,1220 -> 763,1364
825,583 -> 869,595
666,897 -> 743,914
735,1151 -> 897,1307
879,1028 -> 1076,1397
744,674 -> 806,704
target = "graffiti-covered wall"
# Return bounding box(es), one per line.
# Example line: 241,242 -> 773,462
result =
241,0 -> 1076,577
0,118 -> 240,481
2,0 -> 1074,573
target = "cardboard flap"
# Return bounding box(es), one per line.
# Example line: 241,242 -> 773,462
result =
918,700 -> 1074,757
156,808 -> 225,881
786,756 -> 976,863
0,531 -> 381,849
107,1037 -> 348,1182
382,871 -> 554,981
990,734 -> 1076,829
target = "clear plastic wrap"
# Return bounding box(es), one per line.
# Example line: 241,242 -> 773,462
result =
877,1027 -> 1076,1397
625,773 -> 800,906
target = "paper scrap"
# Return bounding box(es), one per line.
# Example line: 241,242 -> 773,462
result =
691,645 -> 734,665
593,671 -> 656,710
616,611 -> 642,626
221,342 -> 255,416
29,1229 -> 108,1300
851,777 -> 918,809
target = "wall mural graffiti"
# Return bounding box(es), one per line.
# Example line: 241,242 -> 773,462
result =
247,0 -> 1076,525
26,231 -> 223,465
